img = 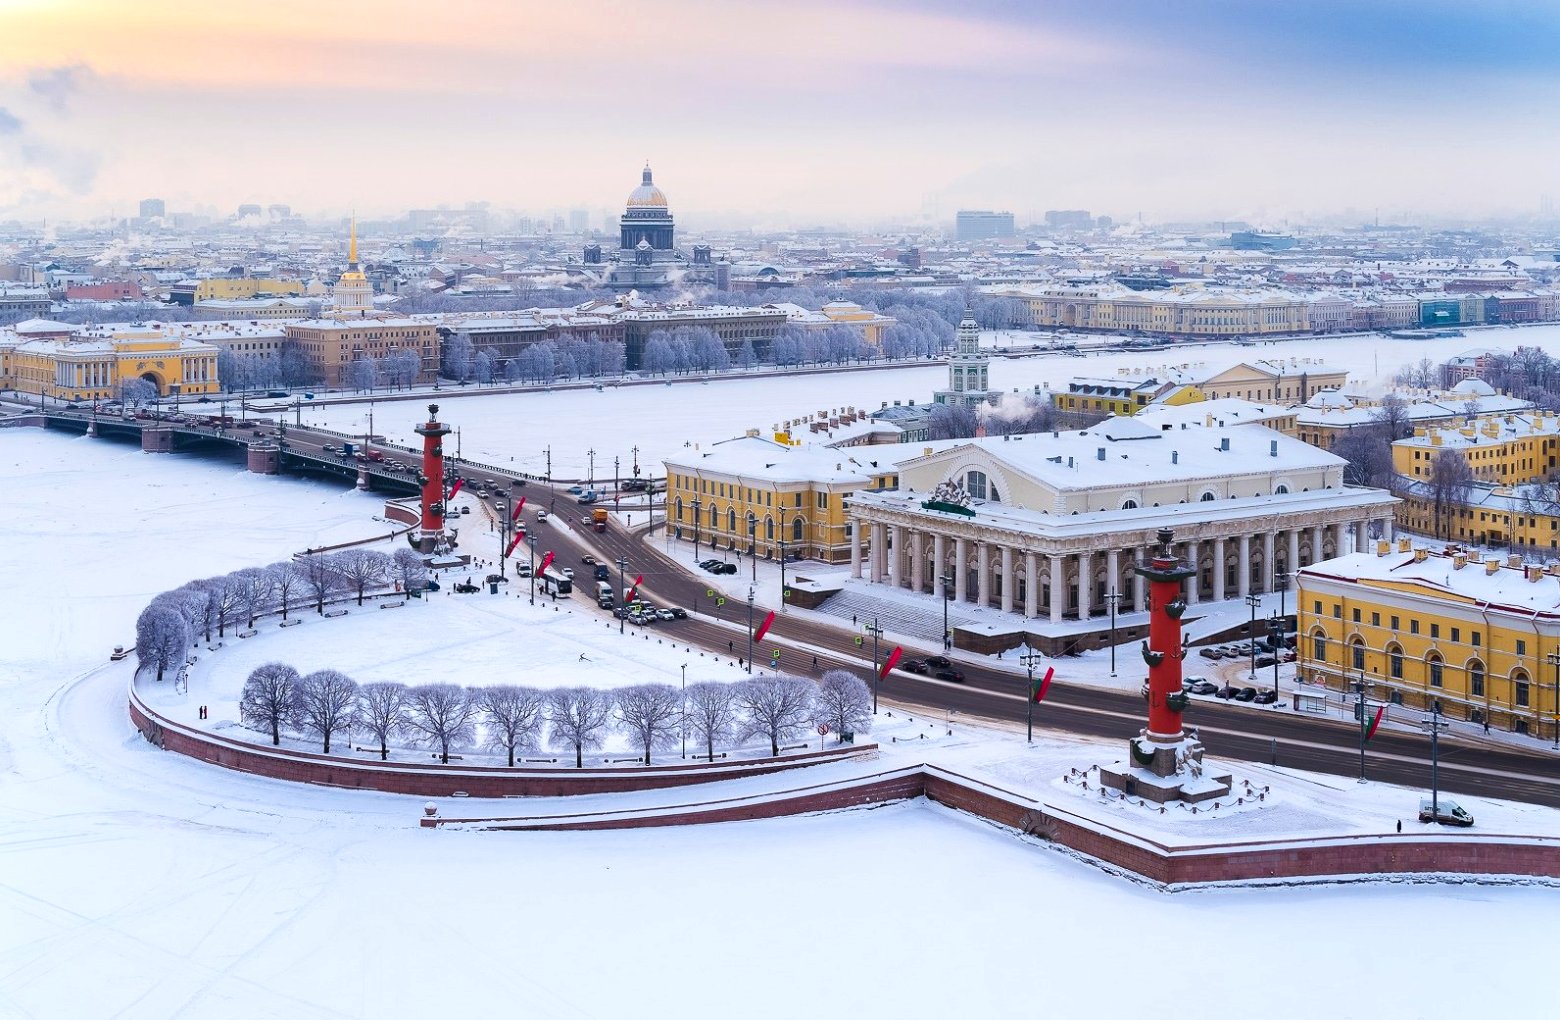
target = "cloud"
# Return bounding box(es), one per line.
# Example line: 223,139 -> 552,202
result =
28,63 -> 96,113
20,143 -> 100,194
0,107 -> 22,134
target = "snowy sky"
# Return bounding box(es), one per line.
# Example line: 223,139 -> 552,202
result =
1,1 -> 1558,225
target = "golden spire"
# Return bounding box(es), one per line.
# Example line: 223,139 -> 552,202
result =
348,213 -> 358,266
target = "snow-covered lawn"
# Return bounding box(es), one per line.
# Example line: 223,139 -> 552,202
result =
5,424 -> 1560,1019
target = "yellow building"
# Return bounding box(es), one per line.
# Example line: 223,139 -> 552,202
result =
663,435 -> 896,564
1393,411 -> 1560,486
760,300 -> 895,349
1394,479 -> 1560,552
1299,540 -> 1560,738
2,324 -> 220,401
193,278 -> 306,302
1052,377 -> 1203,417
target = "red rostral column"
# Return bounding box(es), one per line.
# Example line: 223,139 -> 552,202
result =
1136,527 -> 1196,743
413,403 -> 452,553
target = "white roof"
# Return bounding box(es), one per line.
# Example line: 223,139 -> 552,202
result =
1303,549 -> 1560,617
663,435 -> 877,486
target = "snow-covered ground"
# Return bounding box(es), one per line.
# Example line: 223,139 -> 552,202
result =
5,429 -> 1560,1018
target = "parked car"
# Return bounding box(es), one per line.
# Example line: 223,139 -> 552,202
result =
1190,680 -> 1220,696
1215,685 -> 1237,699
717,562 -> 737,575
900,659 -> 929,675
459,506 -> 471,515
453,582 -> 479,594
1235,687 -> 1258,702
668,607 -> 687,619
485,574 -> 507,584
933,668 -> 966,683
656,608 -> 676,621
613,606 -> 630,619
1198,647 -> 1222,660
1255,654 -> 1277,669
1419,797 -> 1475,827
1254,690 -> 1279,705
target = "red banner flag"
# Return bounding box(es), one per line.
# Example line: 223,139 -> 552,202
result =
626,573 -> 643,602
538,551 -> 555,577
1032,666 -> 1055,704
753,610 -> 776,644
511,496 -> 526,522
879,646 -> 903,681
506,533 -> 523,557
448,478 -> 464,500
1365,704 -> 1385,740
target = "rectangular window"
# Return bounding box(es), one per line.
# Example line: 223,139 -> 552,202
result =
1371,613 -> 1380,628
1517,682 -> 1531,707
1352,608 -> 1361,624
1516,639 -> 1525,656
1451,628 -> 1460,643
1410,619 -> 1420,635
1390,616 -> 1399,631
1472,632 -> 1481,647
1313,600 -> 1322,616
1333,604 -> 1342,619
1432,624 -> 1440,639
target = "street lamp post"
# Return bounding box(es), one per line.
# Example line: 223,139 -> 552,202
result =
1020,650 -> 1044,743
749,519 -> 757,583
1245,592 -> 1262,681
527,535 -> 537,606
680,663 -> 688,759
865,617 -> 883,714
1422,699 -> 1448,822
1354,672 -> 1372,782
779,535 -> 788,611
746,587 -> 755,674
692,498 -> 702,556
1104,590 -> 1123,677
1548,650 -> 1560,750
940,574 -> 954,652
1268,614 -> 1283,700
587,447 -> 596,489
615,456 -> 621,511
617,556 -> 629,635
497,508 -> 510,580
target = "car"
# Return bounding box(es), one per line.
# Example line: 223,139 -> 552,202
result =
322,444 -> 336,453
594,565 -> 611,581
1255,654 -> 1277,669
1181,675 -> 1208,690
561,568 -> 575,580
452,582 -> 480,594
656,608 -> 676,621
515,563 -> 532,578
900,659 -> 929,675
536,510 -> 549,522
598,597 -> 615,610
933,668 -> 965,683
495,502 -> 507,514
566,485 -> 584,495
717,562 -> 737,575
668,607 -> 687,619
485,574 -> 507,584
613,606 -> 630,619
1235,687 -> 1258,702
1190,680 -> 1220,695
1419,797 -> 1475,826
925,655 -> 952,669
460,506 -> 471,515
1280,649 -> 1297,663
581,554 -> 597,565
196,396 -> 212,403
1199,647 -> 1222,660
1254,690 -> 1278,705
1215,685 -> 1237,699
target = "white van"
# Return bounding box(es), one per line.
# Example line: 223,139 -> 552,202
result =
596,581 -> 614,600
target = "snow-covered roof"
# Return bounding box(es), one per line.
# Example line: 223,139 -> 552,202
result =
663,435 -> 879,486
1302,547 -> 1560,618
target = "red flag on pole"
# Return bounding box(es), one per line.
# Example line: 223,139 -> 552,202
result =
511,497 -> 526,522
1365,704 -> 1385,740
626,574 -> 643,602
753,610 -> 776,644
506,533 -> 523,557
448,478 -> 464,500
1032,666 -> 1055,703
879,646 -> 903,681
538,551 -> 555,576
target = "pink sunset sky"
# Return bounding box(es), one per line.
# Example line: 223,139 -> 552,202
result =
1,0 -> 1557,226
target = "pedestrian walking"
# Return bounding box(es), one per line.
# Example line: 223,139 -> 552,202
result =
1484,718 -> 1491,735
812,655 -> 818,669
1396,820 -> 1402,833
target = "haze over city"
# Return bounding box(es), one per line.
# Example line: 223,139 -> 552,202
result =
3,0 -> 1559,226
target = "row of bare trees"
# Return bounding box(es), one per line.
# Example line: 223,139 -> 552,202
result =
135,549 -> 427,683
237,670 -> 873,765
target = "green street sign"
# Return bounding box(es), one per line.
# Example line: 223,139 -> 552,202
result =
705,588 -> 714,597
717,597 -> 726,607
783,589 -> 791,599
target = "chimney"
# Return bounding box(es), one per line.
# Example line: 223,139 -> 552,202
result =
1527,564 -> 1544,582
1468,550 -> 1482,564
1397,537 -> 1411,552
1376,540 -> 1389,556
1453,553 -> 1467,570
1068,456 -> 1074,468
1270,439 -> 1278,457
1508,554 -> 1523,568
1172,450 -> 1179,464
1486,559 -> 1501,576
923,447 -> 933,456
1097,447 -> 1106,461
1414,548 -> 1429,562
1220,437 -> 1230,451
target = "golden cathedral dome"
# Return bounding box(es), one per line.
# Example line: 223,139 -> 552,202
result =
625,164 -> 668,209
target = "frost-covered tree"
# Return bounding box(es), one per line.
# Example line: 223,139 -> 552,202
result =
200,574 -> 246,638
406,683 -> 476,764
736,675 -> 815,757
546,686 -> 615,768
813,670 -> 873,741
926,402 -> 979,441
268,561 -> 305,620
477,685 -> 547,767
292,669 -> 359,754
737,337 -> 758,370
335,548 -> 390,605
391,547 -> 428,593
614,683 -> 681,765
442,331 -> 475,382
118,377 -> 158,406
354,681 -> 410,761
684,681 -> 740,761
231,566 -> 277,628
641,332 -> 675,376
472,349 -> 494,384
344,357 -> 377,393
300,553 -> 344,614
240,662 -> 299,745
135,605 -> 189,683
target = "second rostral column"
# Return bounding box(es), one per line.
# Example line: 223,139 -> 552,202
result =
414,403 -> 451,554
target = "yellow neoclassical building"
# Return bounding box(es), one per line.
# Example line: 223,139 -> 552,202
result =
1393,411 -> 1560,486
1,324 -> 220,401
1298,541 -> 1560,738
663,435 -> 896,564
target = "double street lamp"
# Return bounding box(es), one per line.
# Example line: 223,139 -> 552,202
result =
617,556 -> 630,635
1245,592 -> 1263,681
1548,650 -> 1560,750
940,573 -> 954,652
864,617 -> 883,713
1103,589 -> 1123,678
1020,649 -> 1045,743
746,587 -> 756,674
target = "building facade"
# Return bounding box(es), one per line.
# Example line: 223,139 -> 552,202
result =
932,309 -> 999,408
608,165 -> 679,291
2,324 -> 220,400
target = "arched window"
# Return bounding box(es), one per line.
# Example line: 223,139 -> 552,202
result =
708,502 -> 717,527
1427,653 -> 1444,688
746,511 -> 756,537
765,516 -> 774,540
1311,629 -> 1327,662
966,470 -> 988,500
727,508 -> 736,532
675,496 -> 683,522
1275,484 -> 1290,495
1200,491 -> 1216,502
791,517 -> 804,542
1121,499 -> 1139,510
1388,643 -> 1404,680
1468,659 -> 1485,697
1515,670 -> 1531,707
1351,638 -> 1366,671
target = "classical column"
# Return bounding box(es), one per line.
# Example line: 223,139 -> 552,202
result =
1355,520 -> 1368,552
1133,547 -> 1147,612
870,523 -> 884,582
1287,530 -> 1300,579
1000,545 -> 1015,614
888,525 -> 901,588
1212,537 -> 1226,601
1024,550 -> 1039,617
1049,554 -> 1065,625
1311,525 -> 1324,566
977,542 -> 991,607
850,522 -> 862,579
1237,534 -> 1252,597
954,537 -> 968,602
1106,548 -> 1121,609
910,531 -> 925,592
1076,550 -> 1093,620
1382,518 -> 1394,542
1262,532 -> 1276,594
933,533 -> 946,589
1185,541 -> 1200,603
1333,521 -> 1349,558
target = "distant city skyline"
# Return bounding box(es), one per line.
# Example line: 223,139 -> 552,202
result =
1,0 -> 1558,227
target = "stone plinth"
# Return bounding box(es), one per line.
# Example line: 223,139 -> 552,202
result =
247,443 -> 280,474
141,427 -> 174,453
1098,734 -> 1233,804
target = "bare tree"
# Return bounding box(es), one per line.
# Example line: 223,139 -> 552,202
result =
684,681 -> 740,761
231,566 -> 276,628
927,402 -> 979,441
1427,449 -> 1476,540
477,685 -> 547,767
546,687 -> 615,768
406,683 -> 476,763
268,561 -> 304,620
135,605 -> 189,683
300,553 -> 344,614
813,670 -> 873,741
156,585 -> 217,643
391,547 -> 428,593
240,662 -> 300,745
614,683 -> 681,765
1369,392 -> 1412,442
200,574 -> 246,638
335,548 -> 391,606
291,669 -> 359,754
736,676 -> 815,757
355,682 -> 410,761
1332,429 -> 1397,490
